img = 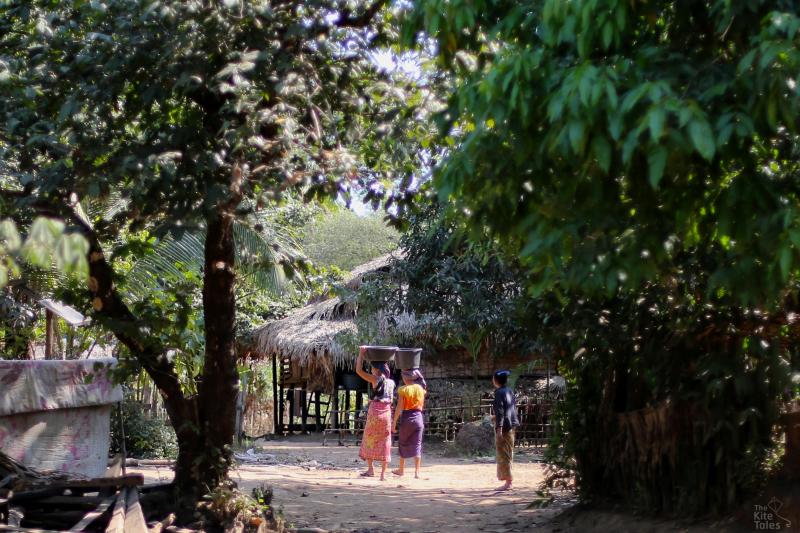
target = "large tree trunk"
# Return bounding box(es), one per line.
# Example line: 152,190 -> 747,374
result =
51,194 -> 242,523
172,163 -> 243,516
172,210 -> 239,511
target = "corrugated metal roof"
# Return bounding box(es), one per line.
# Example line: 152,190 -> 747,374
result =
38,299 -> 90,327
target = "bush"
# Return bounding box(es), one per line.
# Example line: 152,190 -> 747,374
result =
110,399 -> 178,459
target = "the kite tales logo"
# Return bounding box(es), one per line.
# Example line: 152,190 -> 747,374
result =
753,498 -> 792,530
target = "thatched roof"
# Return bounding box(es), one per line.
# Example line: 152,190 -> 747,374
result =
250,252 -> 400,368
253,297 -> 356,366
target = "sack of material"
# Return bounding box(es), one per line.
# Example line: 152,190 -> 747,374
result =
0,358 -> 123,477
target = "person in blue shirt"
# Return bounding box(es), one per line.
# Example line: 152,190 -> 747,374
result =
492,369 -> 520,491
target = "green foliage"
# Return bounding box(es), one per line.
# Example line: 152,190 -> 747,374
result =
301,208 -> 399,271
0,218 -> 88,288
405,0 -> 800,305
541,274 -> 790,514
0,0 -> 431,509
110,398 -> 178,460
405,0 -> 800,515
350,201 -> 530,360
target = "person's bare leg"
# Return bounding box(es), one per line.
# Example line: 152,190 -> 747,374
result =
392,457 -> 405,476
414,456 -> 421,478
361,459 -> 375,477
380,460 -> 388,481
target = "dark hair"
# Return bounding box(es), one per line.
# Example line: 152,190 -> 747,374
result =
371,361 -> 391,379
493,370 -> 510,386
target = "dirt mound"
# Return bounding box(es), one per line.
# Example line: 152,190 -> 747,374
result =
454,416 -> 495,455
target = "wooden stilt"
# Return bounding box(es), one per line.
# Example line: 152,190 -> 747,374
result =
272,354 -> 279,434
314,392 -> 322,431
332,389 -> 339,430
344,389 -> 351,432
287,389 -> 295,434
300,389 -> 308,433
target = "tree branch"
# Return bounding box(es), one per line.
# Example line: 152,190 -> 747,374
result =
336,0 -> 389,28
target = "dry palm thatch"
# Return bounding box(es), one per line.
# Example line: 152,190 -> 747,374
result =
249,253 -> 404,390
253,297 -> 357,367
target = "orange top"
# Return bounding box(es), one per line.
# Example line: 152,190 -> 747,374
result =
398,384 -> 425,411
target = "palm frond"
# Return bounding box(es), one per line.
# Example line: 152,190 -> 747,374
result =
124,212 -> 303,301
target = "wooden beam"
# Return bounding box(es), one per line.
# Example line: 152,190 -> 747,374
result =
47,474 -> 144,490
123,489 -> 147,533
68,495 -> 116,531
104,489 -> 126,533
0,526 -> 68,533
32,495 -> 108,508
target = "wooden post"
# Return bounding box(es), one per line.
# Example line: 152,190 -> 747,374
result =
355,390 -> 363,416
332,389 -> 340,430
278,363 -> 285,436
45,310 -> 54,359
314,392 -> 322,432
235,373 -> 247,445
272,354 -> 279,434
287,389 -> 295,435
300,389 -> 308,433
344,389 -> 351,432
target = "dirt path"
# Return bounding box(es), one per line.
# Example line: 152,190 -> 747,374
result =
132,437 -> 748,532
134,436 -> 568,532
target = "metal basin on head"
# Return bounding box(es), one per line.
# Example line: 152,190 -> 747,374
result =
364,345 -> 397,362
395,347 -> 422,370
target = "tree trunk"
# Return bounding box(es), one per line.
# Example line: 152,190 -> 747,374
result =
53,192 -> 242,523
172,209 -> 239,511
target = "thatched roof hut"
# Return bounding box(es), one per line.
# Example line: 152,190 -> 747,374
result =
249,252 -> 399,391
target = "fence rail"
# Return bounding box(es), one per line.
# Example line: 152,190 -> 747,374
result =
321,396 -> 559,447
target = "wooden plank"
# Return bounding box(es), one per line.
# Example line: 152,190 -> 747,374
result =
123,489 -> 147,533
67,494 -> 116,531
9,489 -> 64,504
32,495 -> 108,508
19,511 -> 86,531
0,525 -> 67,533
49,474 -> 144,490
104,489 -> 126,533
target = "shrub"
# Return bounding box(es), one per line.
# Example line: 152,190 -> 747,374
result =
110,399 -> 178,459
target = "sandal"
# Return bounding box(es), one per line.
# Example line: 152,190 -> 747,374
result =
359,471 -> 375,477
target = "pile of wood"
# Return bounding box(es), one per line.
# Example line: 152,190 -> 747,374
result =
0,451 -> 148,532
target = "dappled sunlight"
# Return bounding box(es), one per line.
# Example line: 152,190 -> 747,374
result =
135,438 -> 559,532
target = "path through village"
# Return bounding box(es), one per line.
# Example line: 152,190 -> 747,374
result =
131,436 -> 729,533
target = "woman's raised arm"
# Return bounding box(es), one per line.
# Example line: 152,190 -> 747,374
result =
355,346 -> 378,386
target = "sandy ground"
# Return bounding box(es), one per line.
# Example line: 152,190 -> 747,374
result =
133,436 -> 570,532
131,436 -> 760,532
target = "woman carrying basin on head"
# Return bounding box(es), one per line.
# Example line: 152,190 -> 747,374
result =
355,346 -> 395,480
392,368 -> 427,479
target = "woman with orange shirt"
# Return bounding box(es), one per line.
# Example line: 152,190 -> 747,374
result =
392,368 -> 427,478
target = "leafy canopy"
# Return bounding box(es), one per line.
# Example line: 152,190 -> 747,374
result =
406,0 -> 800,304
0,0 -> 422,238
